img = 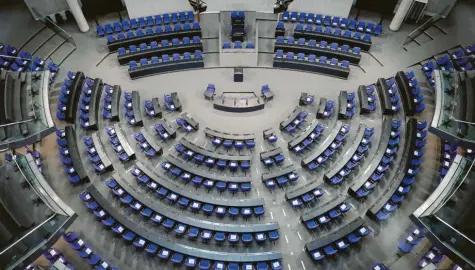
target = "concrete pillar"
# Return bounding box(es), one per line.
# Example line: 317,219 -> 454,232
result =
66,0 -> 90,32
389,0 -> 414,31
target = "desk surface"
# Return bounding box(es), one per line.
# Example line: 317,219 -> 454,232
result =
113,123 -> 135,157
204,127 -> 255,141
324,124 -> 366,179
302,121 -> 344,166
288,121 -> 320,149
65,126 -> 88,181
92,132 -> 112,168
280,106 -> 303,129
261,165 -> 296,181
166,155 -> 251,183
179,138 -> 251,162
260,147 -> 283,160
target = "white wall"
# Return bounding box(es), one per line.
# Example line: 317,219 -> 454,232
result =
123,0 -> 191,18
289,0 -> 354,18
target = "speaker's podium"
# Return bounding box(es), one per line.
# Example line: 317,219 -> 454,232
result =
234,68 -> 243,82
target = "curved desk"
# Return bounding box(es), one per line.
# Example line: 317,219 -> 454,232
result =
179,138 -> 251,162
301,121 -> 344,166
323,124 -> 366,181
280,106 -> 303,130
118,43 -> 204,65
165,155 -> 251,183
107,28 -> 202,52
204,127 -> 255,141
274,43 -> 361,64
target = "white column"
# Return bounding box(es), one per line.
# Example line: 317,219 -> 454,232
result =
66,0 -> 90,32
389,0 -> 414,31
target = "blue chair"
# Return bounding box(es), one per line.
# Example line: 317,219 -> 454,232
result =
298,12 -> 307,23
374,24 -> 383,35
290,12 -> 298,21
223,42 -> 231,49
315,14 -> 323,24
138,17 -> 146,28
96,25 -> 105,36
130,19 -> 138,29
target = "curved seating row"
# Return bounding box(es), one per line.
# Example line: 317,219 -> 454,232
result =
274,50 -> 350,79
305,217 -> 371,261
56,127 -> 88,184
260,147 -> 285,166
79,77 -> 102,130
286,181 -> 325,208
63,232 -> 118,270
82,133 -> 113,173
56,71 -> 85,123
129,50 -> 204,79
279,106 -> 308,133
324,124 -> 374,185
358,84 -> 377,113
376,77 -> 401,115
261,165 -> 299,189
177,112 -> 199,132
301,195 -> 351,229
102,84 -> 121,121
161,155 -> 252,191
438,140 -> 457,183
154,119 -> 177,140
133,128 -> 163,158
81,184 -> 283,269
107,22 -> 202,52
175,138 -> 251,170
204,127 -> 255,150
103,174 -> 278,241
293,24 -> 372,51
275,36 -> 361,64
288,121 -> 325,153
281,11 -> 382,36
301,121 -> 350,170
338,91 -> 357,119
395,71 -> 422,116
131,161 -> 264,217
367,118 -> 426,221
97,11 -> 195,36
124,91 -> 143,126
348,117 -> 401,198
105,124 -> 136,162
117,36 -> 203,65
